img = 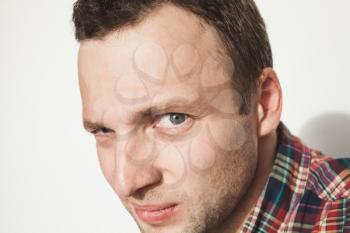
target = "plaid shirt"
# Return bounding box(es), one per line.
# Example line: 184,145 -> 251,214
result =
241,122 -> 350,233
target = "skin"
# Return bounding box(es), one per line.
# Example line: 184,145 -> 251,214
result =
78,4 -> 282,233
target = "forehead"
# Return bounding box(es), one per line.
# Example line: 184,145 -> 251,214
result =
79,3 -> 223,52
78,4 -> 230,122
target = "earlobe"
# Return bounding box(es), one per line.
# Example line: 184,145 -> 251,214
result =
257,68 -> 283,137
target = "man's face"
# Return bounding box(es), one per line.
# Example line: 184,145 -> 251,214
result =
78,5 -> 258,233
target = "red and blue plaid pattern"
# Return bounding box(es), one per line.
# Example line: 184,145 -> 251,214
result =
241,122 -> 350,232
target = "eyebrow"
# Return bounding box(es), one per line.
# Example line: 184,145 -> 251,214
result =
82,97 -> 208,132
147,97 -> 207,116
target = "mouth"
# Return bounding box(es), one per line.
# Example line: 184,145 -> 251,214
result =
133,202 -> 179,224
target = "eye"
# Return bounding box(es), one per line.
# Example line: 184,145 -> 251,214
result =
90,127 -> 113,135
156,113 -> 190,129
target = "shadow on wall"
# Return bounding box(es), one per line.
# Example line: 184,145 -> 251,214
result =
299,112 -> 350,158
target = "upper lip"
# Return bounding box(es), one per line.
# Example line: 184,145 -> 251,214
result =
132,202 -> 178,211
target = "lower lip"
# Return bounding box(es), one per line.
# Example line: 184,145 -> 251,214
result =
135,204 -> 178,224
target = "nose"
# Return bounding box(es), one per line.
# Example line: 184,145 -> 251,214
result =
113,135 -> 162,197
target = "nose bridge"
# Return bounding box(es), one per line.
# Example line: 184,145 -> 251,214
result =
113,131 -> 161,197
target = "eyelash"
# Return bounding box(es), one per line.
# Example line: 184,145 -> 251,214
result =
89,112 -> 193,136
155,112 -> 189,127
90,127 -> 113,135
155,113 -> 193,135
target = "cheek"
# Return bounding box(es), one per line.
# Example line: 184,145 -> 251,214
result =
187,136 -> 217,173
172,117 -> 253,180
206,117 -> 248,152
180,117 -> 257,192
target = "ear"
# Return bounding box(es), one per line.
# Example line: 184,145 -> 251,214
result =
256,68 -> 282,137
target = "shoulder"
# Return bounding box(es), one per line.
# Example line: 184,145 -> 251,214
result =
307,148 -> 350,201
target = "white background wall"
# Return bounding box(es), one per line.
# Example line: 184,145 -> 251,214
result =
0,1 -> 349,233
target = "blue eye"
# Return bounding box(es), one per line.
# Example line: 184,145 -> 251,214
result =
158,113 -> 188,128
169,113 -> 187,125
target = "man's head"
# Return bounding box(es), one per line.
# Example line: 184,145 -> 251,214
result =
73,1 -> 282,232
73,0 -> 273,114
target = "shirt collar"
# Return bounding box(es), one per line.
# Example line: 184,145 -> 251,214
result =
241,121 -> 312,231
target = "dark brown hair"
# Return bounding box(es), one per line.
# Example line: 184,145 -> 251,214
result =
72,0 -> 273,114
